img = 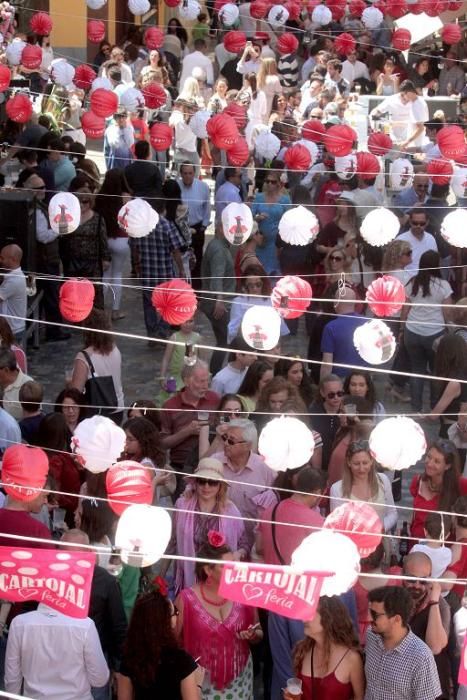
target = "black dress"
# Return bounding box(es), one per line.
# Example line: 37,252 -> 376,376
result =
120,647 -> 197,700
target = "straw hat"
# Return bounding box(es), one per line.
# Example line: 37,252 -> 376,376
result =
194,458 -> 225,482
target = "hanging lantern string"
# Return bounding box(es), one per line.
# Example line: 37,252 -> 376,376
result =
2,311 -> 467,386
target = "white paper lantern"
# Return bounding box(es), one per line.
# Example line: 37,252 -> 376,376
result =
71,416 -> 126,474
222,202 -> 254,245
6,39 -> 26,67
451,168 -> 467,199
179,0 -> 201,19
268,4 -> 289,26
219,2 -> 240,26
335,153 -> 357,180
50,59 -> 75,87
241,305 -> 281,350
353,319 -> 396,365
120,87 -> 145,112
292,530 -> 360,596
278,205 -> 320,246
259,416 -> 315,472
360,207 -> 400,247
87,0 -> 107,8
362,6 -> 383,28
128,0 -> 151,14
369,416 -> 427,471
91,77 -> 112,93
117,198 -> 159,238
255,130 -> 281,160
389,157 -> 414,191
115,504 -> 172,568
296,138 -> 318,165
48,193 -> 81,235
441,209 -> 467,248
189,110 -> 212,139
311,4 -> 332,25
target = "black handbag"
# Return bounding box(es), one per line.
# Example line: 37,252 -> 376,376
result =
271,502 -> 286,566
81,350 -> 118,418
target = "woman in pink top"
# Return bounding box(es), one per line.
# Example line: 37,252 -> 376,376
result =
176,536 -> 262,700
0,317 -> 27,373
284,597 -> 364,700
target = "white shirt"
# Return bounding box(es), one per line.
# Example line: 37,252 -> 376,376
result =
372,94 -> 428,144
179,51 -> 214,89
5,604 -> 109,700
211,363 -> 248,394
397,229 -> 438,272
0,267 -> 27,335
341,59 -> 370,85
236,57 -> 261,75
330,473 -> 397,532
411,543 -> 452,579
406,277 -> 453,336
169,110 -> 197,152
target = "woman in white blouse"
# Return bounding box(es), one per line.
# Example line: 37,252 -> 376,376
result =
257,57 -> 282,116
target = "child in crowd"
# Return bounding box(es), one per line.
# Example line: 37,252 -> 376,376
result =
18,381 -> 44,445
158,318 -> 204,403
211,336 -> 258,395
412,512 -> 452,580
191,12 -> 210,42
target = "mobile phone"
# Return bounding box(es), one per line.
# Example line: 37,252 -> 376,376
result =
53,507 -> 66,531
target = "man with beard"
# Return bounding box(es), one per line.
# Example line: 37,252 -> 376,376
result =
403,551 -> 451,699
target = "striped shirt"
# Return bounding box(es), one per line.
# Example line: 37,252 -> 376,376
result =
364,628 -> 441,700
278,54 -> 299,89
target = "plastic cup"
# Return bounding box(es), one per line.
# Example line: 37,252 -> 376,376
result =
286,677 -> 303,698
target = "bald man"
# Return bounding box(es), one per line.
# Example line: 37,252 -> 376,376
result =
320,285 -> 368,379
0,244 -> 27,342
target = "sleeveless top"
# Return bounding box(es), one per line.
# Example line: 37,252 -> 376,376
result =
298,648 -> 353,700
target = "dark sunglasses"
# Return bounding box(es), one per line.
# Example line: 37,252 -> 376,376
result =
221,434 -> 247,446
265,179 -> 278,184
329,255 -> 344,262
195,478 -> 219,487
326,390 -> 344,399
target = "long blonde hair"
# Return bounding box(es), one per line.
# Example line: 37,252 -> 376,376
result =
341,442 -> 380,500
257,57 -> 279,89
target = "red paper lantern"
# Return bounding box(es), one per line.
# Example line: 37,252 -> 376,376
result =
227,136 -> 249,166
87,20 -> 106,44
164,0 -> 181,6
250,0 -> 269,17
224,30 -> 247,53
144,27 -> 165,50
284,0 -> 301,18
324,502 -> 382,558
367,131 -> 393,156
324,124 -> 356,157
326,0 -> 346,20
302,119 -> 326,143
271,275 -> 312,319
386,0 -> 406,18
206,113 -> 239,150
356,151 -> 380,181
424,0 -> 444,15
426,158 -> 453,185
90,88 -> 118,118
21,45 -> 42,70
277,32 -> 299,55
223,102 -> 247,130
106,461 -> 153,515
74,64 -> 97,91
454,146 -> 467,167
30,11 -> 53,36
149,123 -> 173,151
365,275 -> 406,317
284,144 -> 311,171
0,65 -> 10,92
81,111 -> 106,139
373,0 -> 386,12
2,444 -> 49,502
441,23 -> 462,45
142,82 -> 167,109
59,278 -> 95,322
448,0 -> 462,9
392,28 -> 411,51
6,94 -> 33,124
334,33 -> 357,57
151,278 -> 197,325
349,0 -> 365,16
437,125 -> 466,160
307,0 -> 321,11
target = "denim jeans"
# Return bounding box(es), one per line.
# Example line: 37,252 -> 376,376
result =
403,327 -> 444,411
142,290 -> 171,338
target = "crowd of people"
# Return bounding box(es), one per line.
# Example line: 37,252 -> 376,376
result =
0,2 -> 466,699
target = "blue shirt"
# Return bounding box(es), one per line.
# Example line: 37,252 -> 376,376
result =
178,178 -> 211,228
251,193 -> 291,274
321,313 -> 369,376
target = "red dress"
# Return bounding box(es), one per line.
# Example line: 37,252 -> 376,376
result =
298,649 -> 353,700
410,474 -> 467,540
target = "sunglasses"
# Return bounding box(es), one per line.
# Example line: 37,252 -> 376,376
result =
369,609 -> 387,621
326,390 -> 344,399
329,255 -> 344,262
221,434 -> 247,446
405,578 -> 428,586
411,221 -> 426,227
195,478 -> 219,487
265,179 -> 278,184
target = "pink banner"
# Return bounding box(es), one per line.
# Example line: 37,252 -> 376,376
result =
219,563 -> 330,620
0,546 -> 96,618
459,633 -> 467,686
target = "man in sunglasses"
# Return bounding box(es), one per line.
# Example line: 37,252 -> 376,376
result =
402,552 -> 451,699
365,586 -> 441,700
398,207 -> 437,273
309,374 -> 344,472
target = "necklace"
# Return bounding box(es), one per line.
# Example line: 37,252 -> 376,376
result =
427,478 -> 442,494
200,583 -> 227,607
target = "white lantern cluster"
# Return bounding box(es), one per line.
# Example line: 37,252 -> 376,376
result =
222,202 -> 253,245
353,319 -> 396,365
390,158 -> 414,191
189,110 -> 212,139
441,209 -> 467,248
128,0 -> 151,14
120,87 -> 145,112
50,58 -> 75,87
369,416 -> 427,471
258,416 -> 315,472
179,0 -> 201,20
451,168 -> 467,199
255,130 -> 281,160
268,4 -> 289,26
48,193 -> 81,235
117,198 -> 159,238
292,530 -> 360,596
71,416 -> 126,474
311,4 -> 332,25
219,2 -> 239,25
6,39 -> 26,66
335,154 -> 357,180
360,207 -> 400,247
279,205 -> 320,246
362,6 -> 383,29
115,504 -> 172,567
91,77 -> 112,93
241,305 -> 281,350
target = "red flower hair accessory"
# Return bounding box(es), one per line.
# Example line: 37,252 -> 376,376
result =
152,575 -> 169,597
208,530 -> 226,548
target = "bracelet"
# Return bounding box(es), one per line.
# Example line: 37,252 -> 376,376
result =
428,601 -> 440,606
